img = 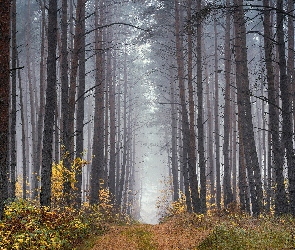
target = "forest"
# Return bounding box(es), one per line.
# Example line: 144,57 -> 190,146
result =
1,0 -> 295,249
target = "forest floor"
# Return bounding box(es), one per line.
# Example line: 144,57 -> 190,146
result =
1,199 -> 294,249
76,216 -> 210,250
75,211 -> 295,250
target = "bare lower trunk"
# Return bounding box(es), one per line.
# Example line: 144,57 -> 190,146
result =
40,0 -> 58,207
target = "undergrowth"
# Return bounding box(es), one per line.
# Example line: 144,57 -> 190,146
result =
198,214 -> 295,249
0,157 -> 131,250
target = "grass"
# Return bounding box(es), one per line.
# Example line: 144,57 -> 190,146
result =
198,213 -> 295,249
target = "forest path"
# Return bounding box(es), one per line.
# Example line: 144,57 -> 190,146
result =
88,219 -> 210,250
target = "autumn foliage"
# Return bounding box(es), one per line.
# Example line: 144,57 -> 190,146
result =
0,157 -> 125,249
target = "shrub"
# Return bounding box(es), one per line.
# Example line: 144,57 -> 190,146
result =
0,199 -> 90,249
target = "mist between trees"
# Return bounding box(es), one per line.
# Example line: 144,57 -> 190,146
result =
0,0 -> 295,222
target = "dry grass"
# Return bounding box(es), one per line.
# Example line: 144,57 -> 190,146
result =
89,213 -> 214,250
83,211 -> 295,250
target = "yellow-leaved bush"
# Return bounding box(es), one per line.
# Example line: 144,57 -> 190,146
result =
51,156 -> 88,207
0,156 -> 123,249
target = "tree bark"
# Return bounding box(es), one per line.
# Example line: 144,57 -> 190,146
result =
33,0 -> 46,200
223,0 -> 234,207
0,0 -> 11,219
174,0 -> 194,212
233,0 -> 263,216
263,0 -> 288,214
214,18 -> 221,210
109,44 -> 116,200
196,0 -> 206,213
40,0 -> 58,207
170,78 -> 178,201
118,51 -> 128,209
76,0 -> 86,208
10,0 -> 17,199
277,0 -> 295,215
90,0 -> 105,205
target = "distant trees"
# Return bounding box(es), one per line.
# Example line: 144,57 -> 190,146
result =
150,0 -> 295,216
3,0 -> 295,220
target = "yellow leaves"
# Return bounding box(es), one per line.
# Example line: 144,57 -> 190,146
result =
170,192 -> 187,215
0,199 -> 92,250
51,157 -> 89,207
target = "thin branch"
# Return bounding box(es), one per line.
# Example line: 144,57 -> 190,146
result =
85,22 -> 150,36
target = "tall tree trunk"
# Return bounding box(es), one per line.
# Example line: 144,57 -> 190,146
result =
277,0 -> 295,215
76,0 -> 86,208
26,0 -> 37,191
115,68 -> 121,202
223,0 -> 234,207
187,0 -> 201,212
60,0 -> 70,186
33,0 -> 46,200
214,18 -> 221,210
174,0 -> 194,212
170,78 -> 178,201
118,51 -> 128,209
196,0 -> 206,213
90,0 -> 105,205
104,43 -> 110,185
205,64 -> 214,205
10,0 -> 17,199
65,0 -> 85,204
0,0 -> 11,219
231,91 -> 237,202
40,0 -> 58,207
287,0 -> 295,131
18,59 -> 27,199
263,0 -> 288,214
233,0 -> 263,216
109,46 -> 116,200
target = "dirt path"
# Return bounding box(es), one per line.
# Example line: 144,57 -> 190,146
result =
90,220 -> 210,250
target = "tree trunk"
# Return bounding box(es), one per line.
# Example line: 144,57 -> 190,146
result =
238,123 -> 250,213
223,0 -> 234,207
205,64 -> 214,205
214,18 -> 221,210
0,0 -> 11,219
26,0 -> 37,192
118,51 -> 128,209
40,0 -> 58,207
263,0 -> 288,214
174,0 -> 194,212
33,0 -> 46,200
75,0 -> 86,208
109,45 -> 116,200
233,0 -> 263,216
10,0 -> 17,199
90,0 -> 105,205
170,78 -> 178,201
277,0 -> 295,215
18,59 -> 27,200
196,0 -> 206,213
60,0 -> 70,179
115,67 -> 121,202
